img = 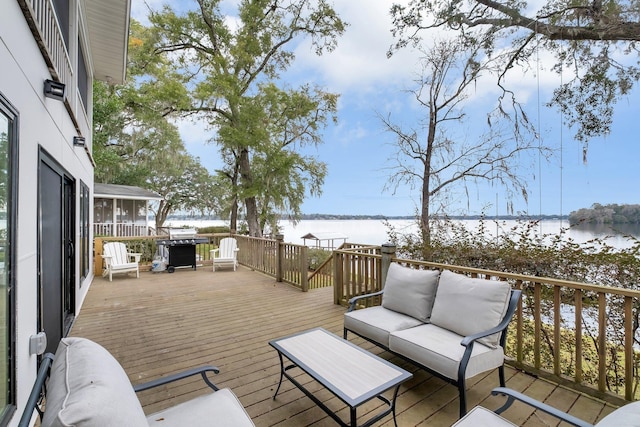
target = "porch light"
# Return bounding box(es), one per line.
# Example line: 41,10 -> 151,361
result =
73,136 -> 86,147
44,79 -> 65,101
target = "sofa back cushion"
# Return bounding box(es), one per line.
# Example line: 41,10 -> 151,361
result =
41,337 -> 148,427
381,263 -> 440,322
430,270 -> 511,347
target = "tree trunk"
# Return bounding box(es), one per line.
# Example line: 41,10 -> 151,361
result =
155,200 -> 171,230
229,196 -> 238,233
238,148 -> 262,237
421,110 -> 437,248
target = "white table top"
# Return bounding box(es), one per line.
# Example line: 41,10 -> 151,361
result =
271,328 -> 412,405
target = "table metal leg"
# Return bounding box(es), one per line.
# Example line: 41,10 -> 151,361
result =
273,352 -> 285,399
391,385 -> 401,427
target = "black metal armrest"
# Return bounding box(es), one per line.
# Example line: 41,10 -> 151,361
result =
491,387 -> 594,427
347,290 -> 385,312
18,353 -> 55,427
133,365 -> 221,393
460,289 -> 522,347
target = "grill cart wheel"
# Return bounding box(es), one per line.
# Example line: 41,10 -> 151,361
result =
167,265 -> 176,273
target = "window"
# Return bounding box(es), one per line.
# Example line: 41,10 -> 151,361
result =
117,200 -> 133,223
93,198 -> 113,223
134,200 -> 147,224
79,182 -> 89,283
0,94 -> 17,422
77,38 -> 88,110
52,0 -> 70,48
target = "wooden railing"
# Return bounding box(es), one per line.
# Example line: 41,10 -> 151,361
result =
333,243 -> 640,405
94,223 -> 154,237
94,234 -> 230,274
308,243 -> 379,290
234,235 -> 309,291
19,0 -> 73,93
95,234 -> 311,290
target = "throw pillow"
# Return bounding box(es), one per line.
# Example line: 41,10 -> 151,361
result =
430,270 -> 511,348
381,263 -> 440,322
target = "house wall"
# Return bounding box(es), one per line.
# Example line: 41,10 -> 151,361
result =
0,0 -> 95,424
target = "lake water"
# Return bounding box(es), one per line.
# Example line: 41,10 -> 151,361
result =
165,218 -> 640,250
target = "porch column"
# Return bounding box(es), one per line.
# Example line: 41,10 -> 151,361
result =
112,197 -> 118,237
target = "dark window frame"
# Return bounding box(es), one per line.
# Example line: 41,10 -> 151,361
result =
0,92 -> 18,424
77,37 -> 88,111
79,181 -> 89,283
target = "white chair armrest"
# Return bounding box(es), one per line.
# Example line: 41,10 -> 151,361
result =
127,252 -> 142,263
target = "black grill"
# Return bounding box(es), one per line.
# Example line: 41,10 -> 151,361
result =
156,229 -> 208,273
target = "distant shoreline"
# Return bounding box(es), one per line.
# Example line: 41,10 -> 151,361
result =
165,214 -> 570,221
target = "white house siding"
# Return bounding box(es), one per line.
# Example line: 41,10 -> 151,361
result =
1,1 -> 96,425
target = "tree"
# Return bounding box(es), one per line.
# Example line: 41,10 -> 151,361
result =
389,0 -> 640,146
215,82 -> 335,235
93,21 -> 217,222
147,151 -> 220,229
380,39 -> 547,246
145,0 -> 345,236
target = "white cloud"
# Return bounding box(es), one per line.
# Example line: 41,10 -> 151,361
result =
289,0 -> 418,95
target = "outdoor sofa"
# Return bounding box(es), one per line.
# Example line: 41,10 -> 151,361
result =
453,387 -> 640,426
19,337 -> 255,427
344,263 -> 521,418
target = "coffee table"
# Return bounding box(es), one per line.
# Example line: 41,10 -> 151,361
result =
269,328 -> 412,427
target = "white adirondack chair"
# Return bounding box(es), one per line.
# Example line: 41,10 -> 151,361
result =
102,242 -> 142,282
210,238 -> 239,272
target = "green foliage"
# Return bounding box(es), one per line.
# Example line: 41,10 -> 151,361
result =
143,1 -> 346,236
389,0 -> 640,146
570,203 -> 640,224
93,21 -> 219,225
197,225 -> 231,234
308,248 -> 332,270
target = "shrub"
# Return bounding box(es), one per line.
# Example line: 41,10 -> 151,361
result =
197,225 -> 231,234
308,248 -> 332,270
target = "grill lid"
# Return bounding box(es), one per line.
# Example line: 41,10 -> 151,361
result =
169,228 -> 197,240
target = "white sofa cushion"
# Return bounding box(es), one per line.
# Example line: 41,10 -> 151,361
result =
430,270 -> 511,347
595,400 -> 640,426
147,388 -> 255,426
42,337 -> 148,427
381,263 -> 440,322
389,324 -> 505,380
344,306 -> 424,347
452,406 -> 517,426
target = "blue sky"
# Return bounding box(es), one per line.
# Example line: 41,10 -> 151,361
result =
131,0 -> 640,217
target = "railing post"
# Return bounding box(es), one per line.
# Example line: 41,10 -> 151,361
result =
380,243 -> 396,290
276,234 -> 284,283
94,237 -> 104,276
300,246 -> 309,292
333,250 -> 343,305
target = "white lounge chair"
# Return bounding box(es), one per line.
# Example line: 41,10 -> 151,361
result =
102,242 -> 141,282
210,238 -> 239,271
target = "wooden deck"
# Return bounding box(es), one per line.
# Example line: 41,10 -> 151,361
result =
70,267 -> 618,426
